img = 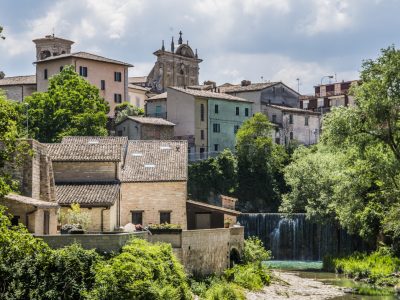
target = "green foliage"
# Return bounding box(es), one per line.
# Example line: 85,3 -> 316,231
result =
60,203 -> 91,230
236,113 -> 288,212
0,25 -> 4,40
87,238 -> 192,300
223,263 -> 270,291
204,282 -> 245,300
242,236 -> 271,264
281,46 -> 400,244
324,247 -> 400,286
148,223 -> 181,229
188,149 -> 238,201
24,65 -> 109,142
114,102 -> 144,123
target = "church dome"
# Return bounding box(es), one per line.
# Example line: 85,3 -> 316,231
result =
175,44 -> 195,58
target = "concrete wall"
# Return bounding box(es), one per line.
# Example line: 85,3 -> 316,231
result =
120,181 -> 187,229
228,91 -> 261,114
128,87 -> 147,109
146,98 -> 167,118
260,83 -> 299,108
0,84 -> 36,102
53,161 -> 118,183
36,58 -> 129,116
208,99 -> 252,151
195,97 -> 208,152
39,232 -> 147,253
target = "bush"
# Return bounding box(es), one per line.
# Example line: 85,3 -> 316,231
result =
204,282 -> 245,300
224,263 -> 270,291
87,238 -> 192,300
60,203 -> 91,231
242,236 -> 271,264
324,247 -> 400,286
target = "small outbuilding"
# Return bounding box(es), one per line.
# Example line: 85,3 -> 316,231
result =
115,116 -> 175,140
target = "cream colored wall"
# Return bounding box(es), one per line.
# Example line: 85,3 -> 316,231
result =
128,87 -> 147,109
36,58 -> 129,116
166,88 -> 195,138
195,97 -> 208,151
120,181 -> 187,229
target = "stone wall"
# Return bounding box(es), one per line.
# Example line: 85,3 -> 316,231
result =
39,232 -> 147,253
53,161 -> 118,183
1,84 -> 36,102
120,181 -> 187,229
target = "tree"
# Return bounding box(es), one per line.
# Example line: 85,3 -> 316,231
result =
0,92 -> 25,198
188,149 -> 237,201
114,102 -> 144,124
0,25 -> 5,40
236,113 -> 287,212
282,46 -> 400,245
24,65 -> 109,142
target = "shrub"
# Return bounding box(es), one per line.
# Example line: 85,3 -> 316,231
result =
242,236 -> 271,264
204,282 -> 245,300
224,263 -> 270,291
87,238 -> 192,300
148,223 -> 181,230
60,203 -> 91,231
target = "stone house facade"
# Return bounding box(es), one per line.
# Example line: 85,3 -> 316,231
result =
264,104 -> 321,145
0,75 -> 37,102
115,116 -> 175,140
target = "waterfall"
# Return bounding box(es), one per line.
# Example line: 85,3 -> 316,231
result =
238,213 -> 367,261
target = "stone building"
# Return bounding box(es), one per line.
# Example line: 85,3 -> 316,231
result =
146,31 -> 202,93
157,87 -> 252,157
128,83 -> 150,109
115,116 -> 175,140
32,35 -> 132,117
145,92 -> 167,118
220,81 -> 300,114
299,80 -> 358,114
1,139 -> 59,235
0,75 -> 36,102
264,104 -> 321,145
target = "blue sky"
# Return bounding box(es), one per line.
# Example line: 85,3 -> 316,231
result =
1,0 -> 400,94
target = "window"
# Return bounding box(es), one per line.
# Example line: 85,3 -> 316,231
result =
44,69 -> 48,80
200,130 -> 204,140
290,132 -> 293,140
79,66 -> 88,77
245,107 -> 249,117
101,80 -> 105,90
132,211 -> 143,225
114,93 -> 122,103
215,104 -> 219,114
213,123 -> 220,133
60,66 -> 64,72
289,114 -> 293,124
160,211 -> 171,224
214,144 -> 219,151
114,71 -> 122,82
117,130 -> 123,136
234,125 -> 240,134
305,116 -> 309,126
11,215 -> 19,226
200,104 -> 204,121
235,107 -> 239,116
272,115 -> 277,123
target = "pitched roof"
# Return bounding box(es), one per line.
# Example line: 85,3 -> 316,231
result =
128,84 -> 150,92
55,183 -> 119,207
147,92 -> 167,101
34,51 -> 133,67
186,200 -> 241,216
121,140 -> 187,182
61,136 -> 128,145
219,82 -> 279,93
117,116 -> 175,126
0,75 -> 36,86
5,194 -> 59,209
128,76 -> 147,84
169,87 -> 252,103
46,143 -> 122,162
267,104 -> 321,115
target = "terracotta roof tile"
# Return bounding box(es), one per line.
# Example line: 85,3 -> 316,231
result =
147,92 -> 167,101
0,75 -> 36,86
61,136 -> 128,145
45,143 -> 121,162
118,116 -> 175,126
4,194 -> 59,208
56,183 -> 119,207
35,51 -> 133,67
219,82 -> 279,93
169,87 -> 252,103
267,104 -> 321,115
121,140 -> 187,182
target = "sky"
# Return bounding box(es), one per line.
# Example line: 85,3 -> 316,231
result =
1,0 -> 400,94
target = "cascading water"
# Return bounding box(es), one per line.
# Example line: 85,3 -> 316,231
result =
238,213 -> 367,261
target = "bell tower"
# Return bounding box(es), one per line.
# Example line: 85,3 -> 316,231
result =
33,34 -> 74,61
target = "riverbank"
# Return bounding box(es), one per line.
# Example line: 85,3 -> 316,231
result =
247,270 -> 345,299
